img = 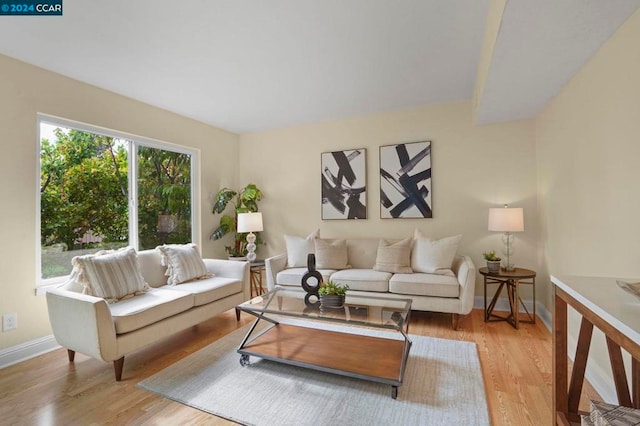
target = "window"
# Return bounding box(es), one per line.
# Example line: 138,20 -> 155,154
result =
37,115 -> 199,286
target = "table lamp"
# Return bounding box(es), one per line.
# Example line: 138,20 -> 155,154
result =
237,212 -> 263,262
488,205 -> 524,272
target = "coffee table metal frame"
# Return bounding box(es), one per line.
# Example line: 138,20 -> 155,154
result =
236,288 -> 413,399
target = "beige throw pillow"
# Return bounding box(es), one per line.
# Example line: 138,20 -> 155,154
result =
73,246 -> 149,303
314,239 -> 349,270
411,230 -> 462,274
156,243 -> 211,285
284,230 -> 320,267
373,238 -> 413,273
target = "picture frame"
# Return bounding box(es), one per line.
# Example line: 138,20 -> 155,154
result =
379,140 -> 432,218
321,148 -> 367,220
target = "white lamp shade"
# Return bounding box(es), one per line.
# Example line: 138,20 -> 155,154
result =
488,207 -> 524,232
237,212 -> 263,233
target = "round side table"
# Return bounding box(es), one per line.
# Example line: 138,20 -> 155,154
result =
479,267 -> 536,329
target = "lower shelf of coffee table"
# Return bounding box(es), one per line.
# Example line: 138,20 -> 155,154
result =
238,323 -> 407,385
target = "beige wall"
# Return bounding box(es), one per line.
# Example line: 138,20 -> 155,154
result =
239,100 -> 539,302
536,9 -> 640,401
0,55 -> 240,350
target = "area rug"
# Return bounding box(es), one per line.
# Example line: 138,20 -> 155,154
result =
138,321 -> 490,426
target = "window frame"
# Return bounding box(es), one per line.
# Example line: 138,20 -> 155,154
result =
36,113 -> 201,293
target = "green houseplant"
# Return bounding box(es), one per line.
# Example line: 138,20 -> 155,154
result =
210,183 -> 262,258
318,279 -> 349,309
483,250 -> 502,273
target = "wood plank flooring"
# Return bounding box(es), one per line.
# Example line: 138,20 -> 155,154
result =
0,309 -> 601,425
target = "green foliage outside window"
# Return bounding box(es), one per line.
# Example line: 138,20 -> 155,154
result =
40,126 -> 192,278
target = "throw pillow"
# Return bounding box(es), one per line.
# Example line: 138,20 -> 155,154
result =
373,237 -> 413,274
73,246 -> 149,303
314,239 -> 349,270
284,229 -> 320,267
411,230 -> 462,274
156,243 -> 211,285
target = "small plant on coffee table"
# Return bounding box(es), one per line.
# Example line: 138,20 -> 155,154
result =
319,280 -> 349,309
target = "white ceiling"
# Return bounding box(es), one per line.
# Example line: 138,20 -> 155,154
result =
0,1 -> 638,134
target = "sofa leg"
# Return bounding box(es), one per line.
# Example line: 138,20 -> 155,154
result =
67,349 -> 75,362
452,314 -> 460,330
113,357 -> 125,381
235,307 -> 241,321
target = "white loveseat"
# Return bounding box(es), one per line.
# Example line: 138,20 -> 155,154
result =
265,237 -> 476,329
46,249 -> 249,380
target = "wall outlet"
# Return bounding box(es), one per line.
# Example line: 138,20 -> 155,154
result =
2,313 -> 17,331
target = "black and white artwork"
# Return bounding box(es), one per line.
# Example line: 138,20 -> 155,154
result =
380,141 -> 432,218
321,149 -> 367,220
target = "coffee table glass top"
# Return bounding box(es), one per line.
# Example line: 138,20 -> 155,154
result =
237,288 -> 412,332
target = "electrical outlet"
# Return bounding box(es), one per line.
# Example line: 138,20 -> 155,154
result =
2,313 -> 17,331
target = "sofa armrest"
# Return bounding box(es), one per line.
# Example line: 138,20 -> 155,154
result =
265,253 -> 287,291
203,258 -> 250,299
452,255 -> 477,315
46,287 -> 118,362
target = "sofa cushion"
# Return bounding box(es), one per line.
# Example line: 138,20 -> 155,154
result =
161,276 -> 242,306
277,267 -> 336,287
315,239 -> 349,269
389,272 -> 460,298
109,288 -> 194,334
284,230 -> 319,267
330,269 -> 391,292
373,238 -> 413,273
73,247 -> 150,303
137,249 -> 168,287
411,230 -> 462,275
156,243 -> 211,285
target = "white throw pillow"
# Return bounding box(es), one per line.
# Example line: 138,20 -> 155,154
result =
411,230 -> 462,274
73,246 -> 149,303
284,230 -> 320,268
315,239 -> 349,270
373,237 -> 413,274
156,243 -> 211,285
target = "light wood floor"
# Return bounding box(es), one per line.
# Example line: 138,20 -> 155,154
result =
0,309 -> 600,425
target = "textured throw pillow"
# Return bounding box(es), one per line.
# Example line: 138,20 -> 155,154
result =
314,239 -> 349,270
284,230 -> 320,267
156,243 -> 211,285
411,230 -> 462,274
73,247 -> 149,303
373,238 -> 413,274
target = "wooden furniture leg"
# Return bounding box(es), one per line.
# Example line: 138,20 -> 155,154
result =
67,349 -> 75,362
113,357 -> 125,381
452,313 -> 459,330
606,337 -> 632,407
554,293 -> 568,424
568,318 -> 593,413
235,307 -> 241,321
633,358 -> 640,408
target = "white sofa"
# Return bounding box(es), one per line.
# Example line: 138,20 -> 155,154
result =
46,249 -> 249,380
265,238 -> 476,329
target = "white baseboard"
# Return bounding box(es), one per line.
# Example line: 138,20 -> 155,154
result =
0,334 -> 60,369
472,296 -> 550,327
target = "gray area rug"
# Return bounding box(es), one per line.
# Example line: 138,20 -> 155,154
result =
138,321 -> 490,426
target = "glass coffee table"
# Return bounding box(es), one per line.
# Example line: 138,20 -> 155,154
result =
236,288 -> 413,399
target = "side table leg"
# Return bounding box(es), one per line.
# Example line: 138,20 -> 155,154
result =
514,279 -> 520,329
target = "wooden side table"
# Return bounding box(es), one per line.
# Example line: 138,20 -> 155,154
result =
249,260 -> 265,298
480,267 -> 536,329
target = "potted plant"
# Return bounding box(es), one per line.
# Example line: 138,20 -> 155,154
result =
483,250 -> 502,274
318,279 -> 349,309
210,183 -> 262,259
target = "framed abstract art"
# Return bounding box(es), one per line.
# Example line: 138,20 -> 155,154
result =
379,141 -> 432,218
321,148 -> 367,220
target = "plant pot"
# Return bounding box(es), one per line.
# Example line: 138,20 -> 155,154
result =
319,294 -> 345,309
487,261 -> 501,274
228,256 -> 247,261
